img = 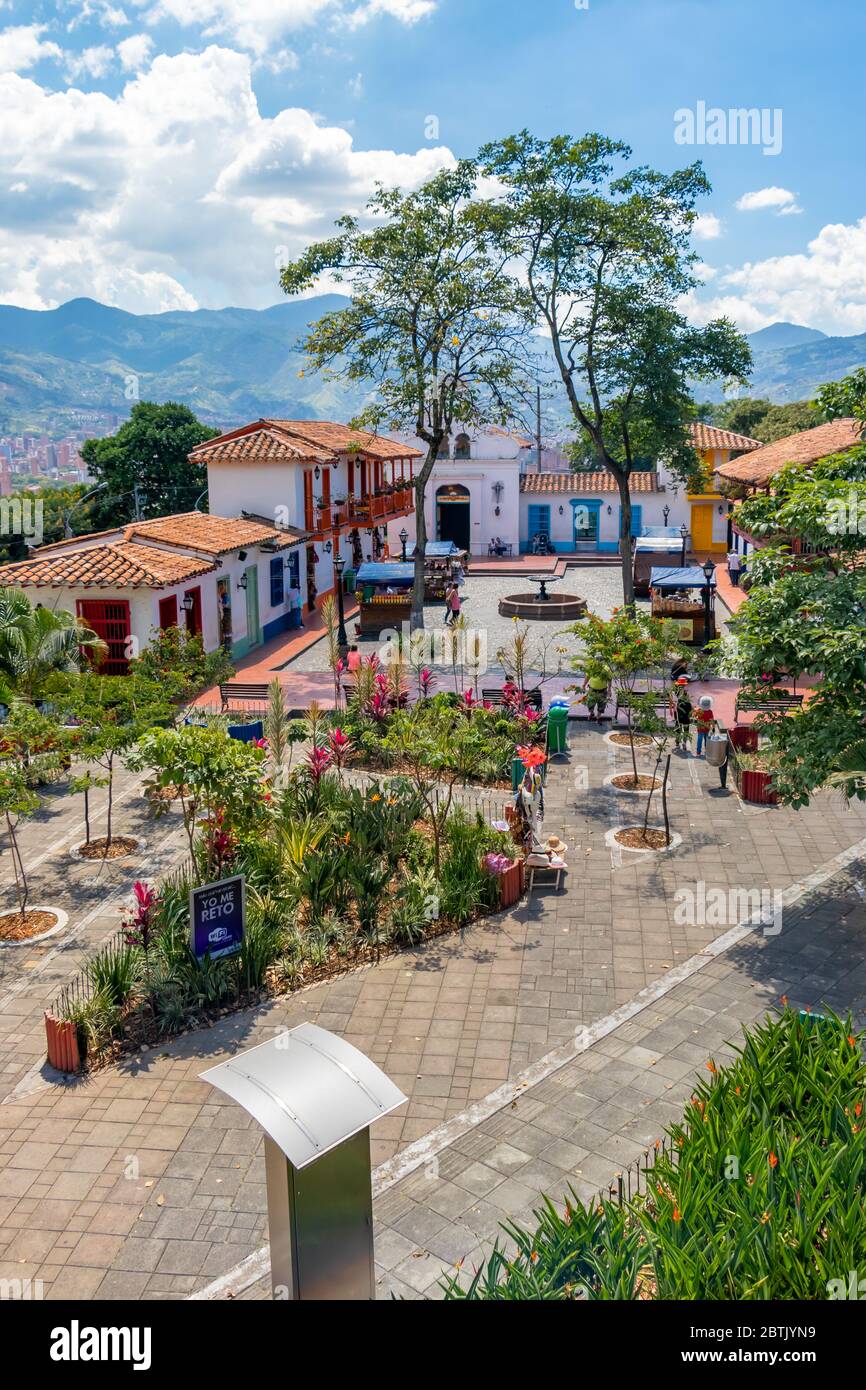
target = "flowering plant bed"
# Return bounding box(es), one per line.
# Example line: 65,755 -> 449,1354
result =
443,1008 -> 866,1300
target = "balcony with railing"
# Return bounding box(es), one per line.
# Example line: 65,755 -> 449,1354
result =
306,485 -> 415,535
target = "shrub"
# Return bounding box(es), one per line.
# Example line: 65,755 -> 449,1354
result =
132,626 -> 234,702
84,940 -> 141,1009
444,1009 -> 866,1300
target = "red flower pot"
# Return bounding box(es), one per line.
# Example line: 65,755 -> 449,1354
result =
44,1011 -> 80,1072
740,768 -> 779,805
497,858 -> 525,909
729,724 -> 759,752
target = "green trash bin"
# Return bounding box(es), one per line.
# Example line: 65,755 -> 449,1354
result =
547,706 -> 569,755
343,567 -> 356,593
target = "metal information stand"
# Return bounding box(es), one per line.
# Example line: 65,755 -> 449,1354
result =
200,1023 -> 406,1300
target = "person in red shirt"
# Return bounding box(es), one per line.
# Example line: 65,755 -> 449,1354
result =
695,695 -> 716,757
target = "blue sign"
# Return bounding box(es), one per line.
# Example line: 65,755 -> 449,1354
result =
190,874 -> 245,960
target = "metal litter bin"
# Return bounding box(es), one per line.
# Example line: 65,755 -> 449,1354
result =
200,1023 -> 406,1300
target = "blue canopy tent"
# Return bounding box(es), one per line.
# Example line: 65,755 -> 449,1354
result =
649,565 -> 717,646
649,566 -> 717,590
410,540 -> 462,559
355,562 -> 415,587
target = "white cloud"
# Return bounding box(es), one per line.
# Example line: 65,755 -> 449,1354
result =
347,70 -> 363,97
686,217 -> 866,336
344,0 -> 436,26
0,25 -> 62,73
144,0 -> 434,56
67,2 -> 130,30
65,45 -> 114,81
117,34 -> 154,71
0,46 -> 455,313
736,186 -> 803,216
693,213 -> 722,241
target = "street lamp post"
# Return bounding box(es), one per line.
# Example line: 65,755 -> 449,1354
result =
399,527 -> 409,562
702,557 -> 715,647
680,522 -> 689,567
334,553 -> 349,658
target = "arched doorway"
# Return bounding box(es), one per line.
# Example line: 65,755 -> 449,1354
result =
436,483 -> 470,551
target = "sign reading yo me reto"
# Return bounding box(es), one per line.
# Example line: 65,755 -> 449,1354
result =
190,874 -> 245,960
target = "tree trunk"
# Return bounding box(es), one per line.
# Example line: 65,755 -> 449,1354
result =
410,441 -> 440,631
105,756 -> 114,849
616,473 -> 635,609
661,753 -> 672,845
83,784 -> 91,846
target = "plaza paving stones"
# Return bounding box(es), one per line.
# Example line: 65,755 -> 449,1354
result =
2,725 -> 866,1299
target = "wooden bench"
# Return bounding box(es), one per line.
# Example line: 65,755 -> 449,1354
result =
482,686 -> 543,712
614,690 -> 670,724
734,693 -> 804,721
219,682 -> 271,711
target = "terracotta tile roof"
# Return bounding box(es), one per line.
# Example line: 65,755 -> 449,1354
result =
0,543 -> 215,590
124,511 -> 297,555
714,418 -> 864,486
191,419 -> 422,466
520,471 -> 661,494
689,422 -> 762,453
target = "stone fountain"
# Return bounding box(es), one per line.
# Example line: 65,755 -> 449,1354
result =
498,574 -> 588,620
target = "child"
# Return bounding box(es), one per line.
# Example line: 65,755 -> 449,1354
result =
670,676 -> 693,752
582,662 -> 611,723
695,694 -> 716,756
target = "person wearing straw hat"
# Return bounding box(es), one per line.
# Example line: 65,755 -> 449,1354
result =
695,694 -> 717,757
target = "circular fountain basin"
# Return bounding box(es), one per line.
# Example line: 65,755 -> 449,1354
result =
498,593 -> 588,620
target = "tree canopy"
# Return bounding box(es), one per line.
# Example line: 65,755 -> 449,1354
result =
80,401 -> 217,528
279,162 -> 536,626
478,130 -> 752,604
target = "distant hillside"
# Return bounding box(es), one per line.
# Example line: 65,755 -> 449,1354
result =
1,298 -> 864,431
699,322 -> 866,404
0,294 -> 372,433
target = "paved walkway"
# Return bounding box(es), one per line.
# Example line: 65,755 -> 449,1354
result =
2,727 -> 866,1299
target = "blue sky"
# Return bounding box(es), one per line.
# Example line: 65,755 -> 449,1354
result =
2,0 -> 864,333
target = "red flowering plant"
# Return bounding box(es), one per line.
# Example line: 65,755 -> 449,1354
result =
327,727 -> 354,778
307,745 -> 333,784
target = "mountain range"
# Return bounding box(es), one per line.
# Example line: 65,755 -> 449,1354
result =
0,297 -> 864,436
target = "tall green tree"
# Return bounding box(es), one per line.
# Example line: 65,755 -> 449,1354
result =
80,401 -> 217,528
279,163 -> 535,627
707,396 -> 818,444
814,367 -> 866,426
479,132 -> 752,605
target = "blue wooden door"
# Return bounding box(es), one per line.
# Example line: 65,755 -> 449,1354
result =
618,504 -> 642,539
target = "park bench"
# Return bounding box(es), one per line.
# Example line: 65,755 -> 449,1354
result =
482,686 -> 543,712
219,682 -> 271,711
614,689 -> 671,724
734,692 -> 804,721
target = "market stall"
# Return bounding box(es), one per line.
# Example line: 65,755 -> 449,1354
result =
354,561 -> 414,638
410,540 -> 468,601
649,564 -> 717,646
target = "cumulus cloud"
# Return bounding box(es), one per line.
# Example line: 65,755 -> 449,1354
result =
65,45 -> 114,81
736,186 -> 803,216
117,34 -> 154,71
145,0 -> 434,56
686,217 -> 866,335
693,213 -> 722,241
0,24 -> 62,73
0,46 -> 455,313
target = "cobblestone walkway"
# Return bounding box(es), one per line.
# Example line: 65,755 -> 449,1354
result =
2,727 -> 866,1299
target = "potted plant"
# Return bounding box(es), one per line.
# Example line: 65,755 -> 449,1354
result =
737,749 -> 780,804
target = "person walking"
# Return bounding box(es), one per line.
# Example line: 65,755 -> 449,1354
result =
727,549 -> 742,587
670,676 -> 693,752
695,694 -> 716,757
582,661 -> 611,724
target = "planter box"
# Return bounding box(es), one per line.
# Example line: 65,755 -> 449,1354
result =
740,768 -> 779,805
729,723 -> 759,752
45,1010 -> 80,1072
497,858 -> 525,909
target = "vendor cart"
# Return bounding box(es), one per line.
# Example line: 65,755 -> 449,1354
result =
649,564 -> 717,646
354,561 -> 414,638
411,540 -> 468,601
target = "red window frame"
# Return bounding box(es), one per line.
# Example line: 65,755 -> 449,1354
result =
77,598 -> 131,676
